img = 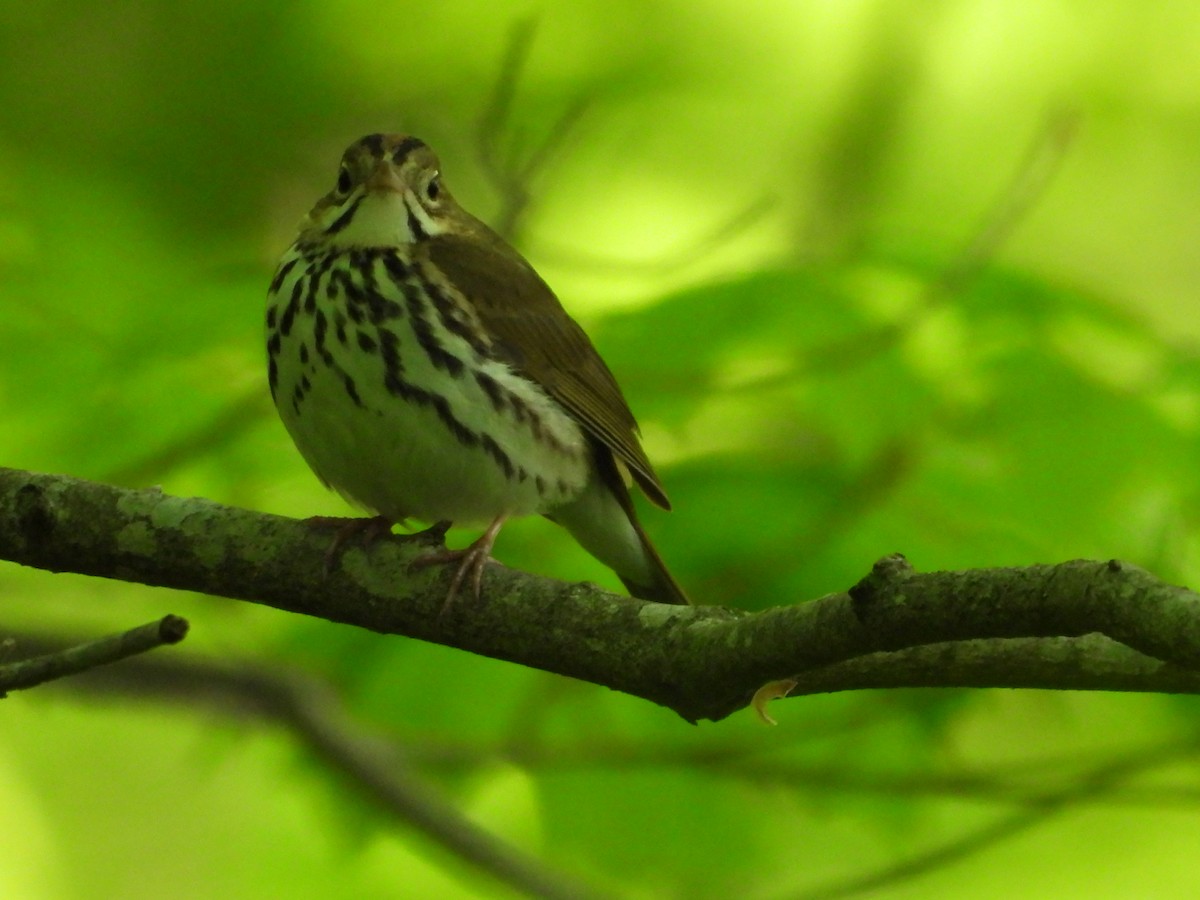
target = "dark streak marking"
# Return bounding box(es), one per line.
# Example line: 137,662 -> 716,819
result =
474,371 -> 506,412
313,308 -> 336,365
314,308 -> 327,349
378,326 -> 403,375
359,249 -> 383,297
404,200 -> 427,241
303,254 -> 336,314
324,195 -> 364,236
480,434 -> 515,480
380,366 -> 520,480
409,291 -> 463,377
381,252 -> 409,279
367,291 -> 404,324
417,267 -> 489,355
383,373 -> 476,448
269,257 -> 297,294
381,255 -> 464,377
280,278 -> 303,336
343,374 -> 363,406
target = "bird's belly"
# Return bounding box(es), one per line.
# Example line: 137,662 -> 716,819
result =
272,316 -> 591,526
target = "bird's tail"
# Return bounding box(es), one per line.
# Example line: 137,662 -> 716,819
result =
616,506 -> 690,605
549,451 -> 689,605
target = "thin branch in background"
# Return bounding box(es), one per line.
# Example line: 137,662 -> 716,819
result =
105,388 -> 269,486
26,642 -> 609,900
476,17 -> 777,275
513,94 -> 591,187
0,615 -> 188,694
277,674 -> 611,900
475,17 -> 594,241
799,109 -> 1080,376
713,752 -> 1200,811
533,193 -> 779,275
59,639 -> 1200,815
793,738 -> 1194,900
475,18 -> 537,186
24,629 -> 1200,900
940,110 -> 1080,296
404,727 -> 1200,812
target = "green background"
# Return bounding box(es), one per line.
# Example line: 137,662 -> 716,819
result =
3,1 -> 1200,897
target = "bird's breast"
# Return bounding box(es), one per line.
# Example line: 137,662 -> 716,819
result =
266,245 -> 591,524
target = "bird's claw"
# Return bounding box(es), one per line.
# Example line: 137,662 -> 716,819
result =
305,515 -> 393,575
409,514 -> 507,613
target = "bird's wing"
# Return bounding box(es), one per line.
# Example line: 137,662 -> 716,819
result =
426,231 -> 670,509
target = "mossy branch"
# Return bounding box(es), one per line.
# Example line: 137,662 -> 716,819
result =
2,466 -> 1199,722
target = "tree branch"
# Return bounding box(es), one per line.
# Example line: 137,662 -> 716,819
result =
0,614 -> 188,693
2,467 -> 1199,722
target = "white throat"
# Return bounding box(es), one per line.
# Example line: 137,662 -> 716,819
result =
321,191 -> 439,249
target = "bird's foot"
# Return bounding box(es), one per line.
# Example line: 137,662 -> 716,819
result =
305,514 -> 394,575
308,517 -> 456,575
410,515 -> 508,612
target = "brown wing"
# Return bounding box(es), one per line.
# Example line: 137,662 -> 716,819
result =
426,230 -> 670,510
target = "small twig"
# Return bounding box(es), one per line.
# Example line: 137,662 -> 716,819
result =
533,194 -> 778,275
513,93 -> 592,185
801,109 -> 1080,375
475,16 -> 593,240
388,724 -> 1200,812
0,614 -> 188,694
794,738 -> 1192,900
105,388 -> 268,486
476,17 -> 538,188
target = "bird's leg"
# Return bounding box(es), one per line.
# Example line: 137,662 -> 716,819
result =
410,514 -> 508,609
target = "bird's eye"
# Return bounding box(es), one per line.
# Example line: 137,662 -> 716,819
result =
425,175 -> 441,202
336,167 -> 352,194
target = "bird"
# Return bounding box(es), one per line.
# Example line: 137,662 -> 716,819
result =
266,133 -> 687,605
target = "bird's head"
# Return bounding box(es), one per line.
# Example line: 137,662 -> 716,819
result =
298,133 -> 461,248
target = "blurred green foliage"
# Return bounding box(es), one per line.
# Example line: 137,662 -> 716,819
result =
3,1 -> 1200,898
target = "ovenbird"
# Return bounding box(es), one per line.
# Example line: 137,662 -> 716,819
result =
266,133 -> 687,605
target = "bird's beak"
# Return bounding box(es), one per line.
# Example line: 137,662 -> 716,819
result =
365,159 -> 405,195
